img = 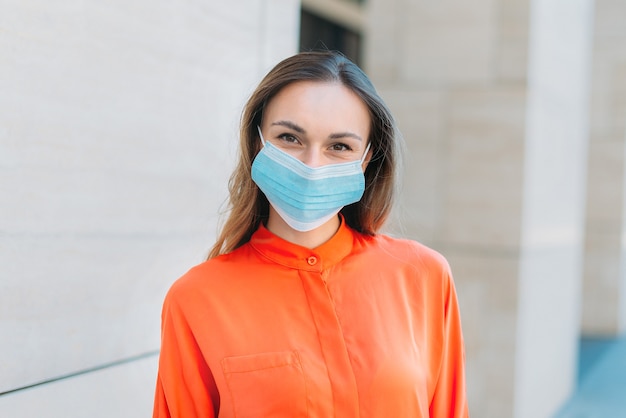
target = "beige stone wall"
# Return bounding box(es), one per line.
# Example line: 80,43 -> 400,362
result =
366,0 -> 594,417
365,3 -> 526,415
0,0 -> 299,416
582,0 -> 626,336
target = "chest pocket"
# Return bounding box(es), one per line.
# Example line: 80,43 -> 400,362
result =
221,350 -> 308,418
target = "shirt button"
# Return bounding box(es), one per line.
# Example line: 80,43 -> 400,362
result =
307,256 -> 317,266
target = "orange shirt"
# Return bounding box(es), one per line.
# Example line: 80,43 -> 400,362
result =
153,220 -> 468,417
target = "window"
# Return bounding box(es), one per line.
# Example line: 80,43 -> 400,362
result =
299,8 -> 362,66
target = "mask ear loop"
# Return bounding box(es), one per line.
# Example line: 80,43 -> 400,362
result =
257,126 -> 266,146
360,142 -> 372,164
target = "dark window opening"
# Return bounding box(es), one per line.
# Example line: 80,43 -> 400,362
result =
299,8 -> 362,66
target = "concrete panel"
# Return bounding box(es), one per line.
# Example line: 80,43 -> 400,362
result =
582,227 -> 623,334
0,0 -> 299,397
0,354 -> 158,418
445,250 -> 519,418
495,0 -> 530,81
442,87 -> 526,249
582,0 -> 626,336
585,140 -> 626,224
363,0 -> 403,81
0,233 -> 203,392
401,0 -> 498,84
378,88 -> 447,243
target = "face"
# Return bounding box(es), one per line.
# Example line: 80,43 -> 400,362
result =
260,81 -> 372,169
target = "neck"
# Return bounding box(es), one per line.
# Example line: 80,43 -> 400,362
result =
266,208 -> 341,249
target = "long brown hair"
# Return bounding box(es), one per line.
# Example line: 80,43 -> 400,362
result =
208,51 -> 400,258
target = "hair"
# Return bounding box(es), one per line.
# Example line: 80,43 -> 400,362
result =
208,51 -> 400,258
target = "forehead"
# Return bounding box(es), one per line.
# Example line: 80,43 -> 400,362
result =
263,81 -> 371,132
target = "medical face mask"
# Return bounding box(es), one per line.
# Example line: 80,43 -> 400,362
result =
251,126 -> 371,232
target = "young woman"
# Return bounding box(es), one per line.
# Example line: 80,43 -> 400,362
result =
153,51 -> 468,418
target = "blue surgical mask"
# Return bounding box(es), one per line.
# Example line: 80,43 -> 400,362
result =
251,126 -> 371,232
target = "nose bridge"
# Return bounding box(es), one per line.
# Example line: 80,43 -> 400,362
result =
301,145 -> 323,168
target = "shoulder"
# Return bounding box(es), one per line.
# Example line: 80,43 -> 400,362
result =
360,234 -> 459,312
163,246 -> 253,306
359,233 -> 451,276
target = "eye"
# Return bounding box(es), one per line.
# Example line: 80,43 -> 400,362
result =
329,143 -> 353,152
277,133 -> 300,145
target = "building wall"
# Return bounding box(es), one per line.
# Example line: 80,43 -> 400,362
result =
582,0 -> 626,336
0,1 -> 299,416
365,0 -> 593,417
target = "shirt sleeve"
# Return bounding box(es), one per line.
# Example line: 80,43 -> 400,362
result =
153,291 -> 219,418
429,264 -> 469,418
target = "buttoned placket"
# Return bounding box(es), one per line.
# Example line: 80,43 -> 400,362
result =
248,220 -> 360,416
298,252 -> 360,418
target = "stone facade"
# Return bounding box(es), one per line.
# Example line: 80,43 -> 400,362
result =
0,0 -> 299,415
581,0 -> 626,336
366,0 -> 595,417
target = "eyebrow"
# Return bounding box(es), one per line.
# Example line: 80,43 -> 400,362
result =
270,120 -> 363,141
329,132 -> 363,142
271,120 -> 306,134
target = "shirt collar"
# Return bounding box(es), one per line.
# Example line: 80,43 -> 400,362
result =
248,216 -> 356,272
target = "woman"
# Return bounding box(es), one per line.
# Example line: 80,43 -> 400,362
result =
153,51 -> 468,417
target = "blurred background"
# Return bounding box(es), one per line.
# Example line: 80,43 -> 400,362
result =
1,0 -> 625,417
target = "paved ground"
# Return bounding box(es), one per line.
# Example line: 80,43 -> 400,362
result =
554,335 -> 626,417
